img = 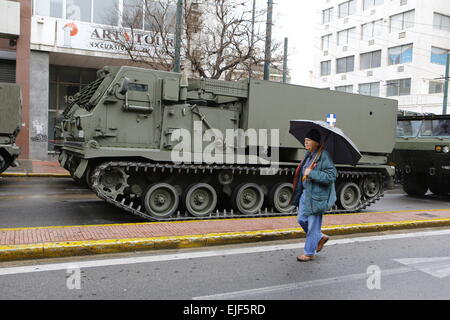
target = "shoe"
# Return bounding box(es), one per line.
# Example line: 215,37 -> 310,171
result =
297,254 -> 315,262
317,236 -> 329,253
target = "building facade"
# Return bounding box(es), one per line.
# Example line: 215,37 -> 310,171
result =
315,0 -> 450,114
1,0 -> 287,161
29,0 -> 182,160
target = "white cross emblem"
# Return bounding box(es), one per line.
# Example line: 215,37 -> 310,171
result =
327,114 -> 337,127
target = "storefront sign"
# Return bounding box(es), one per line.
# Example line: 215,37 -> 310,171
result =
56,20 -> 174,55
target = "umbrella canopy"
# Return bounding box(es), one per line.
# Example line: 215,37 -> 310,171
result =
289,120 -> 362,166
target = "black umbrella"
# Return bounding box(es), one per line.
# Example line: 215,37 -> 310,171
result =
289,120 -> 362,166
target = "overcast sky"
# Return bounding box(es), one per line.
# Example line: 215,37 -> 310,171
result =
271,1 -> 319,86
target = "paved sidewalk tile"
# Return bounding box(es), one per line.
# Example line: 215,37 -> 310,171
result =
0,209 -> 449,246
3,160 -> 69,175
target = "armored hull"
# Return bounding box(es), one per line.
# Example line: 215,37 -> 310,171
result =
59,66 -> 398,221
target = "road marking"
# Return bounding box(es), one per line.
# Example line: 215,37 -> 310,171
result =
1,229 -> 450,277
394,257 -> 450,279
193,267 -> 414,300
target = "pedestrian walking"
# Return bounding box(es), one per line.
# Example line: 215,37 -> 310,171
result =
291,129 -> 337,262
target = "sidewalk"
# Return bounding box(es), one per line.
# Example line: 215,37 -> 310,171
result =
2,159 -> 70,177
1,208 -> 450,262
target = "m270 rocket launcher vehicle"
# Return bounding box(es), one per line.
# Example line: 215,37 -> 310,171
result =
0,83 -> 22,174
59,66 -> 398,221
391,113 -> 450,196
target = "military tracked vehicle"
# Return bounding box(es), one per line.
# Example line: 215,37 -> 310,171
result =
58,66 -> 397,221
391,114 -> 450,196
0,83 -> 22,174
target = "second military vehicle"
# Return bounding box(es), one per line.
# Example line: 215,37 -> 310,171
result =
58,66 -> 398,221
0,83 -> 22,174
391,113 -> 450,196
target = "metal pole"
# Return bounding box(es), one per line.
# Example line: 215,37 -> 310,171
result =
173,0 -> 183,73
282,37 -> 288,83
443,53 -> 450,115
249,0 -> 256,79
263,0 -> 273,81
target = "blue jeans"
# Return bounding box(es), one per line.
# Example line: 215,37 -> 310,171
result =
297,193 -> 325,256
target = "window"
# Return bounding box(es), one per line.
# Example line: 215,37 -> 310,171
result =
129,83 -> 149,92
48,65 -> 97,152
66,0 -> 92,22
429,81 -> 444,94
337,27 -> 356,46
431,46 -> 449,65
93,0 -> 119,26
321,60 -> 331,76
123,0 -> 144,29
420,120 -> 450,137
396,120 -> 422,137
361,19 -> 383,40
338,0 -> 356,19
322,34 -> 332,50
390,10 -> 415,32
35,0 -> 64,18
386,78 -> 411,96
359,82 -> 380,96
34,0 -> 124,25
336,56 -> 354,73
335,85 -> 353,93
433,13 -> 450,32
363,0 -> 383,10
322,7 -> 333,24
360,50 -> 381,69
388,44 -> 413,65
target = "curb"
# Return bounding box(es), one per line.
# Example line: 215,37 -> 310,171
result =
0,173 -> 71,178
1,218 -> 450,262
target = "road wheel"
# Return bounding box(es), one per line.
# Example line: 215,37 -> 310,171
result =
402,173 -> 428,196
0,153 -> 9,174
84,166 -> 95,189
142,183 -> 179,219
269,183 -> 295,213
362,175 -> 382,199
232,183 -> 265,215
336,182 -> 361,211
182,183 -> 217,217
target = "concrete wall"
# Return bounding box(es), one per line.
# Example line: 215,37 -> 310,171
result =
29,50 -> 49,160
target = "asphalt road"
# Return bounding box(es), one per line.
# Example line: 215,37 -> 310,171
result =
1,228 -> 450,300
0,177 -> 449,228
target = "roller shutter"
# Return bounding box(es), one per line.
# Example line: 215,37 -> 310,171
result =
0,59 -> 16,83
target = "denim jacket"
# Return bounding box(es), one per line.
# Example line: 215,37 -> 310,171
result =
290,149 -> 337,216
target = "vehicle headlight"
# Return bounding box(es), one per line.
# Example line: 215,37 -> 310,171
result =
443,146 -> 450,154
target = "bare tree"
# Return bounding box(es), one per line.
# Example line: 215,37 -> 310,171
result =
106,0 -> 282,80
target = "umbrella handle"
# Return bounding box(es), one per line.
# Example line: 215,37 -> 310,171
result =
301,145 -> 324,182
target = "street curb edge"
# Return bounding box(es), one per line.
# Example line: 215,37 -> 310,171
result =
1,218 -> 450,262
0,173 -> 71,178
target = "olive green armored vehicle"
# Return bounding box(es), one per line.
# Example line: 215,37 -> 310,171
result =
58,66 -> 398,221
391,114 -> 450,196
0,83 -> 22,174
